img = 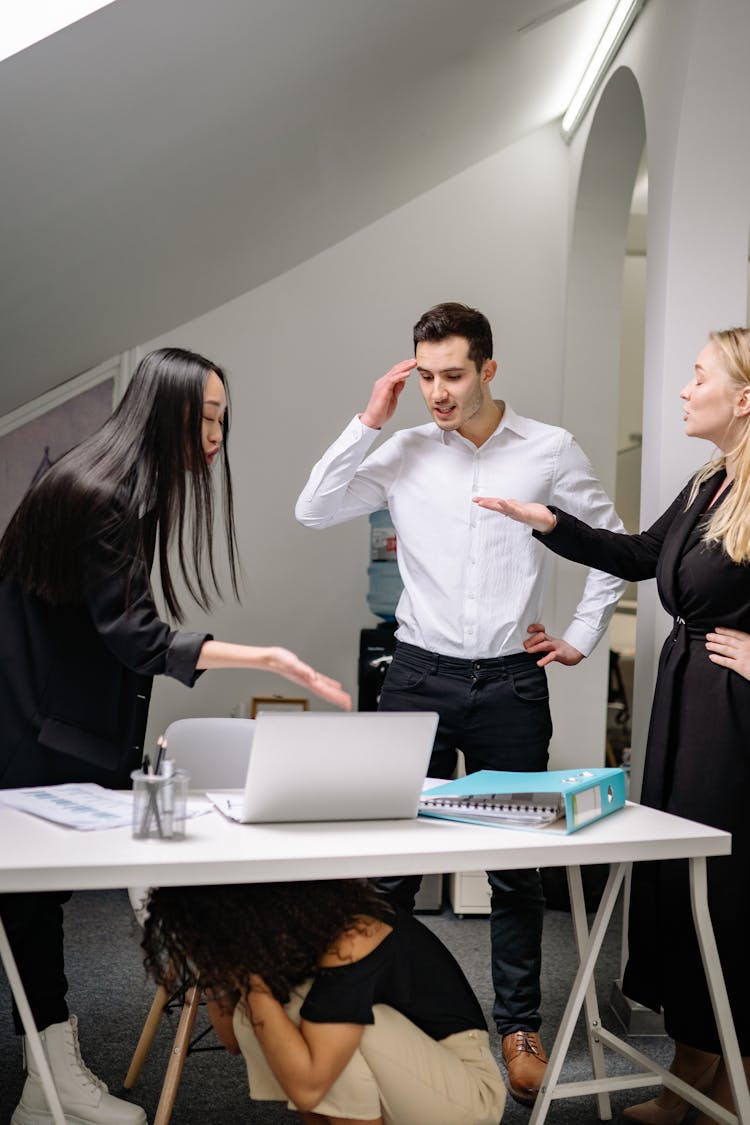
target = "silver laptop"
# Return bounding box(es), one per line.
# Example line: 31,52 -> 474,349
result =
207,711 -> 438,823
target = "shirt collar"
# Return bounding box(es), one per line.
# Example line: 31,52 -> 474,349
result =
439,401 -> 529,449
492,402 -> 528,439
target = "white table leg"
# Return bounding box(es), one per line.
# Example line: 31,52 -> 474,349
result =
0,914 -> 67,1125
689,856 -> 750,1122
567,865 -> 612,1121
528,862 -> 627,1125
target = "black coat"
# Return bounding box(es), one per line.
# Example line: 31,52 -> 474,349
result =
540,472 -> 750,1053
0,518 -> 210,790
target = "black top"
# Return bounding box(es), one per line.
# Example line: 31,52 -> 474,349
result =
0,511 -> 210,789
300,908 -> 486,1040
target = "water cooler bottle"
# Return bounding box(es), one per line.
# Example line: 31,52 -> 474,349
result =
359,510 -> 402,711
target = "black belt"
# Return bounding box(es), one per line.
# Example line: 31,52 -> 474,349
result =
394,640 -> 538,677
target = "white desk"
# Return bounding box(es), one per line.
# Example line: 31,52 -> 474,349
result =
0,801 -> 747,1125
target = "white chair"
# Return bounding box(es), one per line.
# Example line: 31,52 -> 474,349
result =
124,718 -> 256,1125
159,716 -> 257,789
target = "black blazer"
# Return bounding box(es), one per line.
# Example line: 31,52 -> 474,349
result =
0,521 -> 209,789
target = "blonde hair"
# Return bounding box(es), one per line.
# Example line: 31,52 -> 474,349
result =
687,327 -> 750,563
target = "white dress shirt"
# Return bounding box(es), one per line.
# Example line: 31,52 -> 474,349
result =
296,404 -> 625,659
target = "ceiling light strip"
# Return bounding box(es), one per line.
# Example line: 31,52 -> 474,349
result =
561,0 -> 645,142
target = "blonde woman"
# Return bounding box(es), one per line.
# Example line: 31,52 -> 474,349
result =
473,328 -> 750,1125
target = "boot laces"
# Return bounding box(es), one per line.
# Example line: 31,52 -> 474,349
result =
65,1016 -> 108,1094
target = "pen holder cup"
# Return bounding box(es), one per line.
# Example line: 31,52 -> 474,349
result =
130,769 -> 189,840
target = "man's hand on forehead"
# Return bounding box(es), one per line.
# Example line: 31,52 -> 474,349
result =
360,359 -> 417,430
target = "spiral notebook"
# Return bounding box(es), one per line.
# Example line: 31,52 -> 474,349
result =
418,767 -> 627,834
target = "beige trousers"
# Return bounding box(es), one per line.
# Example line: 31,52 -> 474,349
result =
233,983 -> 506,1124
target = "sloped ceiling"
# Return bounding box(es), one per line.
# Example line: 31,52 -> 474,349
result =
0,0 -> 612,415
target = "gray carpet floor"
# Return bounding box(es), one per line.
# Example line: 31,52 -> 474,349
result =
0,887 -> 672,1124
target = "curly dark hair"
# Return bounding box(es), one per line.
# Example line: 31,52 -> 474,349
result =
142,879 -> 394,1004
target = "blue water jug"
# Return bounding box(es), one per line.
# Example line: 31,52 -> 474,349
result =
366,510 -> 403,622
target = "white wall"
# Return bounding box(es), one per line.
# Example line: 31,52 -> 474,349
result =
140,122 -> 584,759
615,254 -> 646,534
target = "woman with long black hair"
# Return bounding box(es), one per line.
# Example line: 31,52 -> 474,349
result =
0,347 -> 350,1125
143,879 -> 507,1125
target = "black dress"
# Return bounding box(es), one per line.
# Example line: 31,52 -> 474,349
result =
538,471 -> 750,1054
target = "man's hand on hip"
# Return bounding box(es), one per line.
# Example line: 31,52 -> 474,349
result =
524,623 -> 584,668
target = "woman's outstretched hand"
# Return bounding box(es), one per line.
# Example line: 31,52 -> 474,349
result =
263,647 -> 353,710
705,627 -> 750,682
472,496 -> 556,534
197,641 -> 352,710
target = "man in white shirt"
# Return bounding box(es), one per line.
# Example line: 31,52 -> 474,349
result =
296,302 -> 625,1105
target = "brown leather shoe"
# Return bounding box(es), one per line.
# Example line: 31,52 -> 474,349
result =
502,1030 -> 548,1105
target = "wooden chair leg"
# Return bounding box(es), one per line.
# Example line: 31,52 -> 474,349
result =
605,738 -> 618,767
124,983 -> 171,1088
153,984 -> 202,1125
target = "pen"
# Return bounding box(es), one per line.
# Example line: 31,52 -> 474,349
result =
153,735 -> 167,775
141,753 -> 151,776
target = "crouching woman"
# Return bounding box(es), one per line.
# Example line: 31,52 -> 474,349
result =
143,879 -> 506,1125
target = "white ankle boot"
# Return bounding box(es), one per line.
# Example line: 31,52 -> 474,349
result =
11,1014 -> 147,1125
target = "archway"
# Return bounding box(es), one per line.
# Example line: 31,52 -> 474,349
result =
561,64 -> 655,1035
549,66 -> 647,777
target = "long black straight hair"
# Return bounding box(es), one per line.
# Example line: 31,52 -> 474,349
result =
0,347 -> 239,621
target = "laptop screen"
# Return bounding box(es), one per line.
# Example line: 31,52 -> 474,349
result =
233,711 -> 438,823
